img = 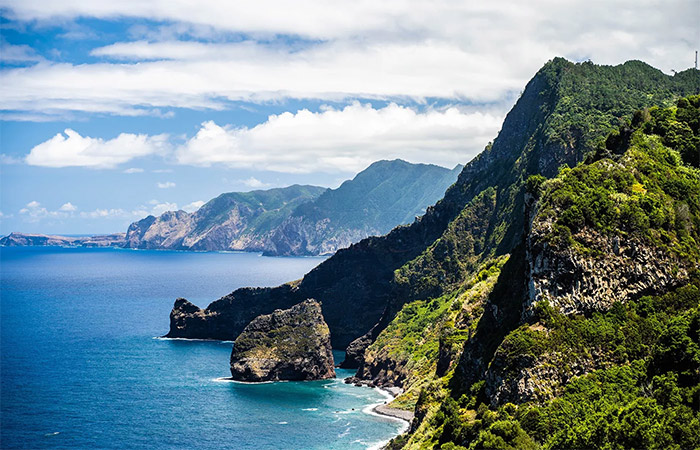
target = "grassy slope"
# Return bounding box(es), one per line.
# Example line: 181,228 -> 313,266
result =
390,97 -> 700,449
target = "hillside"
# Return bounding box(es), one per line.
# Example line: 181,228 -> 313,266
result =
124,184 -> 326,251
124,160 -> 461,255
166,58 -> 699,350
268,160 -> 463,255
391,96 -> 700,449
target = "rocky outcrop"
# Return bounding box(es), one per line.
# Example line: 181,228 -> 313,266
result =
229,299 -> 335,382
0,232 -> 126,247
526,218 -> 690,318
484,343 -> 605,406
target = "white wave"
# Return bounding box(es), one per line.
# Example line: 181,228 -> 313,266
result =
211,377 -> 275,384
152,336 -> 221,342
277,421 -> 288,425
301,407 -> 318,411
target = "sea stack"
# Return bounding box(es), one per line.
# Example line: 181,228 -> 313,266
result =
229,299 -> 335,382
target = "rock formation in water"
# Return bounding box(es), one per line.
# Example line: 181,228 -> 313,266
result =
229,299 -> 335,382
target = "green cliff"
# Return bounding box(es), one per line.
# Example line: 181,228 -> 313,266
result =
387,96 -> 700,449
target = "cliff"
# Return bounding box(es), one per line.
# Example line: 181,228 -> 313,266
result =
166,59 -> 699,356
229,299 -> 335,382
391,95 -> 700,449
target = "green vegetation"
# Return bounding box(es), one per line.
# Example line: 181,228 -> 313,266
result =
400,278 -> 699,450
394,281 -> 700,449
386,95 -> 700,449
536,97 -> 700,262
294,159 -> 462,233
363,256 -> 508,410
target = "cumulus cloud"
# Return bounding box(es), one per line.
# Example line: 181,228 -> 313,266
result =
150,202 -> 178,215
19,200 -> 76,221
175,102 -> 502,173
59,202 -> 77,212
0,1 -> 696,117
240,177 -> 271,189
123,167 -> 144,173
182,200 -> 205,212
25,129 -> 169,168
157,181 -> 176,188
79,208 -> 129,219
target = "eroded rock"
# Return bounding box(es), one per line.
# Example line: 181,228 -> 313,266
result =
229,299 -> 335,382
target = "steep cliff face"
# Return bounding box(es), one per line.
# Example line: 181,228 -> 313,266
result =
395,96 -> 700,450
527,226 -> 689,316
167,59 -> 699,356
125,210 -> 193,249
229,299 -> 335,382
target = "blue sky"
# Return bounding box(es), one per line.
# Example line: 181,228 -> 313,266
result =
0,1 -> 697,234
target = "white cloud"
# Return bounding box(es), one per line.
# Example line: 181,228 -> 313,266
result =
25,129 -> 170,168
182,200 -> 205,212
18,200 -> 74,222
240,177 -> 271,189
157,181 -> 176,189
0,38 -> 44,63
59,202 -> 77,212
0,154 -> 23,164
176,102 -> 502,173
150,202 -> 178,215
79,208 -> 129,219
0,1 -> 696,116
123,167 -> 144,173
0,211 -> 13,219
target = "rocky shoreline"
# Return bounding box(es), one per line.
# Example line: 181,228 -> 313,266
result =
369,385 -> 415,423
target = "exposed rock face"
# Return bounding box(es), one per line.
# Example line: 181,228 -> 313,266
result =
526,215 -> 690,318
0,232 -> 126,247
125,185 -> 326,251
229,299 -> 335,382
124,211 -> 193,249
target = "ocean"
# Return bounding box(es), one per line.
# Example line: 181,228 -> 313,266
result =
0,247 -> 406,449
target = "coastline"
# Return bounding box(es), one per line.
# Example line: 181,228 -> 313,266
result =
361,386 -> 413,450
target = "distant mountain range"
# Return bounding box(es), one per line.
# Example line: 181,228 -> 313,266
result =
1,159 -> 462,256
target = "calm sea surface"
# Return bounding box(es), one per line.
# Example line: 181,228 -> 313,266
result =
0,247 -> 405,449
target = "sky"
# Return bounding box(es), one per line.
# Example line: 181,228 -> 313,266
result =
0,1 -> 698,234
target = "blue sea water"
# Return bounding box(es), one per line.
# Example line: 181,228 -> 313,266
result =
0,247 -> 406,449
